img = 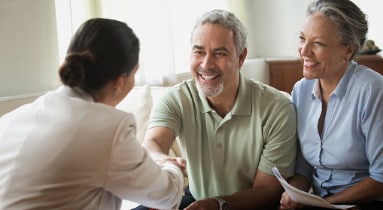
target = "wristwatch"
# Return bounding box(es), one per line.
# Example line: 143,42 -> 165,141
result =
213,197 -> 229,210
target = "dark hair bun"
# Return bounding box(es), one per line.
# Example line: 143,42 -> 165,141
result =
59,53 -> 94,88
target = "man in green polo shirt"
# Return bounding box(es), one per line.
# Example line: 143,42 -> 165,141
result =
138,9 -> 297,210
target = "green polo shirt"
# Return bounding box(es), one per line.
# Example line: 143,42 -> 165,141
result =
148,73 -> 297,200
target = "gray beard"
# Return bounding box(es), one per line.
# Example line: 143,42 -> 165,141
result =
196,80 -> 224,97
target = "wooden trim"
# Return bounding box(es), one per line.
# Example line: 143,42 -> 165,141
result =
267,55 -> 383,93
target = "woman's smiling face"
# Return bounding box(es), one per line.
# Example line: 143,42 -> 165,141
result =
298,12 -> 352,82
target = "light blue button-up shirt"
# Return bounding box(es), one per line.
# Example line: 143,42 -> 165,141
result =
292,60 -> 383,198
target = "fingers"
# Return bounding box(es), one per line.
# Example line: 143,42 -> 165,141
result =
151,154 -> 187,171
279,192 -> 290,209
147,152 -> 187,173
166,157 -> 186,171
184,198 -> 218,210
175,157 -> 186,169
279,192 -> 300,210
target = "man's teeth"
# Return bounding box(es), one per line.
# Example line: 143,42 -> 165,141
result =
201,75 -> 216,80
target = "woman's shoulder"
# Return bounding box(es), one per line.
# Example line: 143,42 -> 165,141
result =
353,63 -> 383,82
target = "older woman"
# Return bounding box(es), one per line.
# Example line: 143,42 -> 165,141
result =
279,0 -> 383,209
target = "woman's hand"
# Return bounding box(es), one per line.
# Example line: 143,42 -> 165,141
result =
163,156 -> 187,171
150,152 -> 187,171
279,192 -> 305,210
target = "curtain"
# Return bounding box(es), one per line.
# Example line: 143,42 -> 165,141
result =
55,0 -> 228,86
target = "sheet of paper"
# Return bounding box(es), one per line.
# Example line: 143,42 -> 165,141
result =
272,167 -> 355,209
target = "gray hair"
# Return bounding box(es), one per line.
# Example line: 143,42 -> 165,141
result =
307,0 -> 368,59
191,9 -> 248,56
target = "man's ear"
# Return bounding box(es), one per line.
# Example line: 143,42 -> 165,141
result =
238,48 -> 247,68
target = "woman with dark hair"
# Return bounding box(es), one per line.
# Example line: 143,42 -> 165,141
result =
279,0 -> 383,209
0,18 -> 184,209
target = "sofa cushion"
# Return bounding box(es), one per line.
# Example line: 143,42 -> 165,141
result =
116,85 -> 188,188
241,58 -> 268,84
116,85 -> 153,143
116,85 -> 183,158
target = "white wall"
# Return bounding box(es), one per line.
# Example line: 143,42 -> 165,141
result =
241,0 -> 382,58
0,0 -> 59,115
353,0 -> 383,51
0,0 -> 59,97
241,0 -> 312,58
1,0 -> 382,116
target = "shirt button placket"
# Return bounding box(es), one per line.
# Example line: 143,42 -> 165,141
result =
216,127 -> 224,164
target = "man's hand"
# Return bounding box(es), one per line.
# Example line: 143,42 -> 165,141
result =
150,152 -> 187,171
163,156 -> 187,171
184,198 -> 219,210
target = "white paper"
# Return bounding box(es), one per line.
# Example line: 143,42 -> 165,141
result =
272,167 -> 355,209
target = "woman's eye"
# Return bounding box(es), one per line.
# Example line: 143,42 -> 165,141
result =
315,42 -> 325,46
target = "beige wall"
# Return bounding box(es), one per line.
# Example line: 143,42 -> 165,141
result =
1,0 -> 382,116
0,0 -> 58,116
0,94 -> 40,116
0,0 -> 59,97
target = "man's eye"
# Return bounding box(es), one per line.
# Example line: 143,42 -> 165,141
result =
215,52 -> 226,56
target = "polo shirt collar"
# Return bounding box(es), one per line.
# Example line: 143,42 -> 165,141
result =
232,73 -> 251,116
199,73 -> 250,116
199,88 -> 212,113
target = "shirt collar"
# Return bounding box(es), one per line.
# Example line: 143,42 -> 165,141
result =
334,60 -> 356,99
232,73 -> 251,115
199,86 -> 212,113
311,61 -> 356,100
58,85 -> 94,102
199,73 -> 250,115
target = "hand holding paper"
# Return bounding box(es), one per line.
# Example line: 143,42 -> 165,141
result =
272,167 -> 355,210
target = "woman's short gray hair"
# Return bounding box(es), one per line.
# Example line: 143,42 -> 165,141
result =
307,0 -> 368,59
191,9 -> 248,56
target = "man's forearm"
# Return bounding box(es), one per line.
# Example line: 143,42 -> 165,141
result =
220,186 -> 282,210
